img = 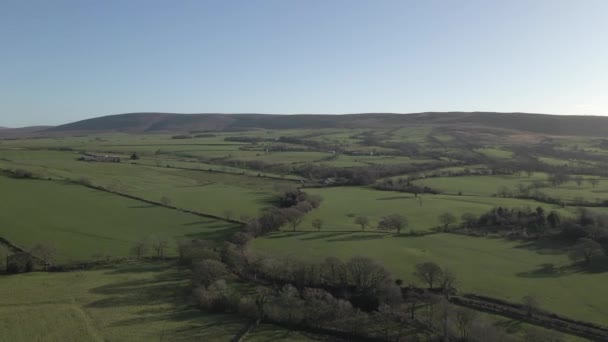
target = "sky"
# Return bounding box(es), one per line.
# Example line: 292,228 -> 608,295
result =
1,0 -> 607,127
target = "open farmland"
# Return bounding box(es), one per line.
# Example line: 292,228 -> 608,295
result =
250,231 -> 608,326
295,186 -> 567,232
0,261 -> 249,341
3,112 -> 608,341
0,176 -> 240,262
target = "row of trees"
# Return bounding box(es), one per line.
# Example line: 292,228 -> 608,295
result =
183,235 -> 559,341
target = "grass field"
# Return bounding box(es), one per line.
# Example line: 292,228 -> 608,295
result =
2,127 -> 608,338
0,176 -> 240,262
0,149 -> 295,218
412,173 -> 608,203
250,231 -> 608,326
296,187 -> 566,232
0,261 -> 250,341
412,173 -> 548,197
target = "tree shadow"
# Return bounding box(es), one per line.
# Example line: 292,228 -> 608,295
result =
264,232 -> 309,239
516,263 -> 569,278
572,256 -> 608,274
326,233 -> 385,242
495,319 -> 524,334
511,238 -> 570,256
299,232 -> 350,241
393,231 -> 437,238
181,219 -> 218,226
376,196 -> 412,201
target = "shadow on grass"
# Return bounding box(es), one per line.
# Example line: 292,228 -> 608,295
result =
516,263 -> 570,278
495,319 -> 524,334
299,232 -> 350,241
517,257 -> 608,278
511,238 -> 570,256
128,205 -> 157,209
86,261 -> 248,339
326,233 -> 385,242
87,267 -> 190,309
264,232 -> 309,239
572,256 -> 608,274
103,261 -> 176,275
181,219 -> 219,226
376,196 -> 412,201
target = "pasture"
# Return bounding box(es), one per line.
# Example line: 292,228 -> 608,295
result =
296,187 -> 566,232
0,149 -> 295,218
0,176 -> 240,262
250,231 -> 608,326
2,125 -> 608,339
0,261 -> 249,341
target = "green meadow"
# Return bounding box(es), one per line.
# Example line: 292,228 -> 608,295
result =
0,261 -> 249,341
296,187 -> 566,232
0,176 -> 240,262
250,231 -> 608,326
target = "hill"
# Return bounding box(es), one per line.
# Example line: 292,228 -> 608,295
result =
4,111 -> 605,137
0,126 -> 53,138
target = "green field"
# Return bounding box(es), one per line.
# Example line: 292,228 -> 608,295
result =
250,231 -> 608,326
296,187 -> 566,232
0,261 -> 249,341
413,173 -> 608,203
2,124 -> 608,339
0,149 -> 295,218
0,176 -> 240,262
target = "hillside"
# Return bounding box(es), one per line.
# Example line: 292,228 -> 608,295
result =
2,112 -> 606,137
0,126 -> 53,138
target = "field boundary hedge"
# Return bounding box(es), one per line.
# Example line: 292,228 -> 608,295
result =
451,294 -> 608,341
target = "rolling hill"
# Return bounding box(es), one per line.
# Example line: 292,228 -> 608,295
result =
3,112 -> 608,137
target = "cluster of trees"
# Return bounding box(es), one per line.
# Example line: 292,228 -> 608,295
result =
3,168 -> 35,179
222,188 -> 323,249
184,236 -> 556,341
295,162 -> 455,186
128,236 -> 172,260
494,174 -> 603,206
457,207 -> 608,267
4,243 -> 56,273
374,177 -> 439,195
466,206 -> 561,236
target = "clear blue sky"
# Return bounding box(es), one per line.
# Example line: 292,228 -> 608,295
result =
1,0 -> 607,127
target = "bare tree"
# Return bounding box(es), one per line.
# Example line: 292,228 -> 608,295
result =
377,214 -> 408,234
569,238 -> 604,264
414,262 -> 443,289
175,238 -> 189,262
438,212 -> 457,231
354,216 -> 369,231
589,178 -> 600,188
160,195 -> 172,206
573,175 -> 584,187
192,259 -> 227,287
522,295 -> 540,317
439,268 -> 458,298
30,244 -> 56,271
346,256 -> 391,293
130,239 -> 149,259
454,307 -> 476,341
312,218 -> 323,231
153,237 -> 169,259
461,212 -> 477,229
282,208 -> 305,231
